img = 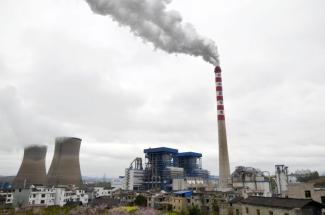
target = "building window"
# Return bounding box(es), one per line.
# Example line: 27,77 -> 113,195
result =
321,196 -> 325,204
256,209 -> 260,215
305,190 -> 311,198
284,213 -> 289,215
269,211 -> 273,215
40,200 -> 45,204
236,209 -> 239,215
41,194 -> 46,198
246,207 -> 249,213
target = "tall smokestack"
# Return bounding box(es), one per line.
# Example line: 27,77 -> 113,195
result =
47,137 -> 83,186
214,66 -> 231,189
13,145 -> 47,188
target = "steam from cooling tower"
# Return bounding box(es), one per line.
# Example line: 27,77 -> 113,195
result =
85,0 -> 219,65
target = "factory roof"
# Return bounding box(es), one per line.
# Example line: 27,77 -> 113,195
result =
144,147 -> 178,154
176,152 -> 202,158
174,190 -> 192,197
240,196 -> 324,209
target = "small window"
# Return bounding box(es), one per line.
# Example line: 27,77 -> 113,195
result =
246,207 -> 249,213
236,209 -> 239,215
257,209 -> 260,215
321,196 -> 325,204
284,213 -> 289,215
269,211 -> 273,215
305,190 -> 311,198
206,199 -> 209,203
41,194 -> 46,198
40,200 -> 45,204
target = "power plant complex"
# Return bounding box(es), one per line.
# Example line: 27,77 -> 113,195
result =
11,66 -> 232,191
4,66 -> 324,214
124,147 -> 210,191
124,66 -> 232,191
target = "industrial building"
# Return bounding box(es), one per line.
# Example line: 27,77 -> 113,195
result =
13,145 -> 47,188
124,147 -> 210,191
143,147 -> 179,191
286,177 -> 325,205
275,164 -> 289,196
175,152 -> 209,179
231,166 -> 271,197
125,157 -> 145,191
47,137 -> 83,186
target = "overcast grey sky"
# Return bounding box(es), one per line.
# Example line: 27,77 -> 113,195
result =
0,0 -> 324,177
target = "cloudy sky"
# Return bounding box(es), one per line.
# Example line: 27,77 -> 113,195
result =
0,0 -> 324,177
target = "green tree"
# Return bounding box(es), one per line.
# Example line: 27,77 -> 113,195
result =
0,195 -> 5,208
296,171 -> 319,182
134,195 -> 147,207
188,205 -> 201,215
212,201 -> 219,215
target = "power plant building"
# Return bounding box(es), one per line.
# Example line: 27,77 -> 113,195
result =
176,152 -> 209,179
13,145 -> 47,188
47,137 -> 83,186
125,157 -> 145,191
144,147 -> 178,190
141,147 -> 210,191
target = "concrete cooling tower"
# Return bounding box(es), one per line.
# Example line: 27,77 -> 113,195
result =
47,137 -> 83,186
13,145 -> 47,188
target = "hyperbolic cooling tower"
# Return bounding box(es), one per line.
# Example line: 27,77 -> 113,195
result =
214,66 -> 231,189
47,137 -> 83,186
13,145 -> 47,188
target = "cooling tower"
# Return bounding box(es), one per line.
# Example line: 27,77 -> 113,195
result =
47,137 -> 83,186
13,145 -> 47,188
214,66 -> 231,189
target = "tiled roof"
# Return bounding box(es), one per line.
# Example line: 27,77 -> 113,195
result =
240,196 -> 324,209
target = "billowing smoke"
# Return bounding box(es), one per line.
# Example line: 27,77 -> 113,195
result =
85,0 -> 219,65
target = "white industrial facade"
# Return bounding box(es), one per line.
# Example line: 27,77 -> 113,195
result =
125,169 -> 145,191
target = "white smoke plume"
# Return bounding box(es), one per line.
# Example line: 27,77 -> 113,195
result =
85,0 -> 219,65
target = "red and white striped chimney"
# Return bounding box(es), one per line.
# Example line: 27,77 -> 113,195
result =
214,66 -> 231,189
